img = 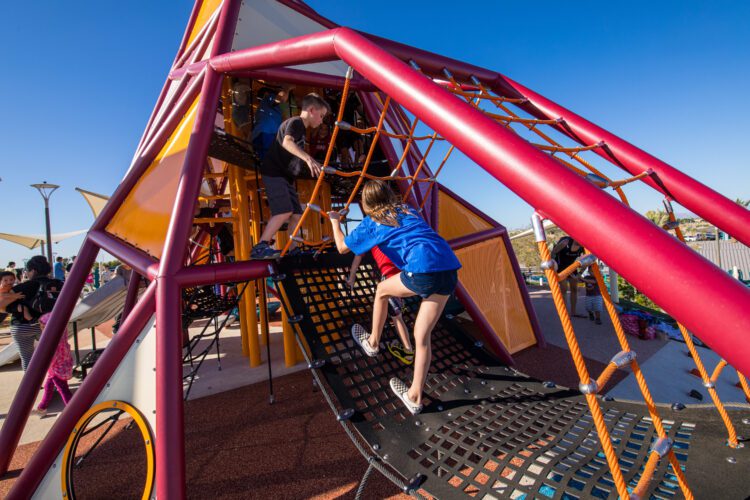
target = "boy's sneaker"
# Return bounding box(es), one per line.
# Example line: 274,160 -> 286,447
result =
390,378 -> 423,415
351,324 -> 379,357
251,242 -> 280,260
387,340 -> 414,365
31,408 -> 48,417
588,312 -> 595,321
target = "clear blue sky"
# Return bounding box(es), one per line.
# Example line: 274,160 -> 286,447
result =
1,0 -> 748,265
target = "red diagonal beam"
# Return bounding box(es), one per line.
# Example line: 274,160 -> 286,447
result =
210,27 -> 750,377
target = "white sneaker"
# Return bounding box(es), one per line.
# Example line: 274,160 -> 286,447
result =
390,378 -> 423,415
31,408 -> 48,417
351,324 -> 379,357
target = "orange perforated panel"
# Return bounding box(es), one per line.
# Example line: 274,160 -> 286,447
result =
185,0 -> 222,49
437,190 -> 493,240
455,237 -> 537,354
106,98 -> 199,258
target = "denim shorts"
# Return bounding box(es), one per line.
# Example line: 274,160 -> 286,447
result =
400,269 -> 458,298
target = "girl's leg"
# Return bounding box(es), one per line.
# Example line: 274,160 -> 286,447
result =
52,376 -> 73,405
407,293 -> 450,405
37,376 -> 56,410
368,273 -> 414,349
392,314 -> 413,351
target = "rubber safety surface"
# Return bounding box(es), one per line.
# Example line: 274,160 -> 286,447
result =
276,253 -> 749,499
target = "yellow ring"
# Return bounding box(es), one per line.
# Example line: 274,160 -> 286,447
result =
60,400 -> 154,500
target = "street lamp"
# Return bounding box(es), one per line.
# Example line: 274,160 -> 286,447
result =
31,182 -> 60,264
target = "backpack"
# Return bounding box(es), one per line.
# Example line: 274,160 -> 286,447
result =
30,277 -> 64,314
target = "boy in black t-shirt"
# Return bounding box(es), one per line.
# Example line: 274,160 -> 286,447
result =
251,93 -> 331,259
551,236 -> 585,318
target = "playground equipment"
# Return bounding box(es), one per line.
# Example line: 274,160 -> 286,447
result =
1,1 -> 748,498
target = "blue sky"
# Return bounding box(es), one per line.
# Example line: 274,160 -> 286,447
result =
1,0 -> 748,265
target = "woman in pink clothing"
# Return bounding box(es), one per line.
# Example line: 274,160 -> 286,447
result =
33,313 -> 74,415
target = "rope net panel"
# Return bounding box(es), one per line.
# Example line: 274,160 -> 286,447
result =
273,252 -> 748,499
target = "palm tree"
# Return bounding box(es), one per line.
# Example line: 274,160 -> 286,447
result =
735,198 -> 749,208
644,209 -> 670,227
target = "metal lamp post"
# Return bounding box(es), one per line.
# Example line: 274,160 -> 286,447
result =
31,182 -> 60,264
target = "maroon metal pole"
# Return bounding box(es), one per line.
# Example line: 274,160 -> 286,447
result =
228,67 -> 376,91
121,270 -> 142,323
152,1 -> 241,497
88,230 -> 158,277
353,30 -> 750,247
6,283 -> 157,498
209,27 -> 750,376
0,239 -> 99,476
176,260 -> 270,287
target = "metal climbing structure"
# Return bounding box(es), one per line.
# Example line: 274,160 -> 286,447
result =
1,1 -> 748,498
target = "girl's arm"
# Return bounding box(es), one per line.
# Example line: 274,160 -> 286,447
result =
347,254 -> 363,289
327,212 -> 350,254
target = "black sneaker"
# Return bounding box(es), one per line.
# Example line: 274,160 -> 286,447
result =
588,312 -> 595,321
251,242 -> 280,260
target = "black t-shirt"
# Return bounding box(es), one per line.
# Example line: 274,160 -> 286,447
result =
260,116 -> 306,181
8,279 -> 42,325
553,237 -> 584,270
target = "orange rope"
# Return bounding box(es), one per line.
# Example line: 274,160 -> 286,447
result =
280,68 -> 354,257
470,80 -> 632,205
344,124 -> 442,141
536,241 -> 630,499
662,209 -> 740,447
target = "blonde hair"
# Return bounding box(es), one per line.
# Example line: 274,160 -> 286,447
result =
361,180 -> 405,227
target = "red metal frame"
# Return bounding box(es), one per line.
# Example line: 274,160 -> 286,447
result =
5,5 -> 749,498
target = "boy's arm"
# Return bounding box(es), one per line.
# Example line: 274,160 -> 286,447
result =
327,212 -> 350,254
347,255 -> 363,289
282,135 -> 321,177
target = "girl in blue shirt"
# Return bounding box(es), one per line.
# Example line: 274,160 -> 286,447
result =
328,180 -> 461,414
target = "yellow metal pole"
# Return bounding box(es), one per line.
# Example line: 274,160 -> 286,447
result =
221,77 -> 261,366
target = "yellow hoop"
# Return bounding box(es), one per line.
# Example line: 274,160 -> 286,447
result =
60,400 -> 155,500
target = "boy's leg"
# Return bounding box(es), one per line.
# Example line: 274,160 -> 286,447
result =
286,213 -> 302,250
369,274 -> 414,349
259,212 -> 292,244
407,293 -> 450,405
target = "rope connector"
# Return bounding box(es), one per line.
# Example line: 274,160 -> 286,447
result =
408,60 -> 421,71
611,350 -> 637,368
345,66 -> 354,79
287,314 -> 304,324
335,120 -> 352,131
338,208 -> 350,217
306,203 -> 322,213
585,173 -> 609,188
531,213 -> 547,243
323,166 -> 338,175
596,140 -> 606,148
442,67 -> 454,80
291,236 -> 304,243
577,254 -> 597,269
555,117 -> 565,124
662,221 -> 680,230
540,259 -> 558,271
469,75 -> 481,86
579,378 -> 599,395
337,408 -> 355,421
308,359 -> 325,369
703,380 -> 716,389
649,437 -> 674,458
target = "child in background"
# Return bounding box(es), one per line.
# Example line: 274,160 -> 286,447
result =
0,271 -> 32,321
32,313 -> 74,415
328,180 -> 461,415
581,269 -> 603,325
347,247 -> 414,365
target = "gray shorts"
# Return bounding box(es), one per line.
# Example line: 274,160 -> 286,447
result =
262,175 -> 302,216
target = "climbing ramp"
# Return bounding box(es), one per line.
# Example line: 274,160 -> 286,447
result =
275,252 -> 748,499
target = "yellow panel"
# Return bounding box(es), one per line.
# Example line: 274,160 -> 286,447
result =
437,190 -> 493,241
106,99 -> 199,258
185,0 -> 222,49
455,237 -> 537,354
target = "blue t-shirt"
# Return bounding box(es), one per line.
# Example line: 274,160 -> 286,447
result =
345,209 -> 461,274
53,262 -> 65,281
